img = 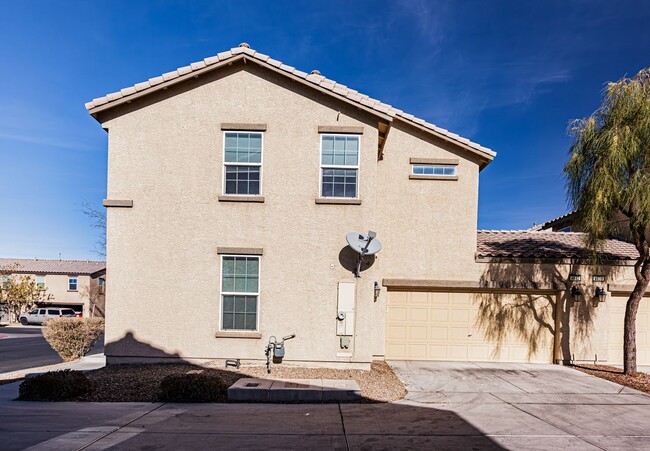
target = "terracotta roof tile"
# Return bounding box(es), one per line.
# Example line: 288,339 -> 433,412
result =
0,258 -> 106,275
476,230 -> 638,260
86,45 -> 496,160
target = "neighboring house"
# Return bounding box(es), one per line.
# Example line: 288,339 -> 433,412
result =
536,210 -> 634,241
86,44 -> 647,368
0,258 -> 106,321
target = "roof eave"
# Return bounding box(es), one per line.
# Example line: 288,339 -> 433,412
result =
87,54 -> 392,124
393,117 -> 495,167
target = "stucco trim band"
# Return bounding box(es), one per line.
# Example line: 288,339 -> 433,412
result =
382,278 -> 559,293
317,126 -> 364,134
410,157 -> 459,165
221,123 -> 267,131
409,175 -> 459,181
608,282 -> 650,296
315,198 -> 362,205
215,331 -> 263,339
217,247 -> 264,255
102,199 -> 133,208
218,195 -> 265,203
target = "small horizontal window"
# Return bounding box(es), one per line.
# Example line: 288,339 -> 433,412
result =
412,165 -> 456,176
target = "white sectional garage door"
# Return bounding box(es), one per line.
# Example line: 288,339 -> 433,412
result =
608,296 -> 650,366
385,291 -> 554,363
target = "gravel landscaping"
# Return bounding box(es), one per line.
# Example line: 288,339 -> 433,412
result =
570,364 -> 650,394
80,361 -> 406,403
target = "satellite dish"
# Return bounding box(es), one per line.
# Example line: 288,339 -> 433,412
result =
346,231 -> 382,255
346,231 -> 382,277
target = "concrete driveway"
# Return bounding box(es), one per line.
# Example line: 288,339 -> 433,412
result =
390,360 -> 650,450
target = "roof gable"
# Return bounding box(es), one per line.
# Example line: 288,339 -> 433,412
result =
86,44 -> 495,165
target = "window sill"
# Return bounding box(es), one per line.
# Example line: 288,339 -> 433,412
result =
67,290 -> 78,292
218,195 -> 265,203
315,198 -> 362,205
215,331 -> 262,339
409,175 -> 459,181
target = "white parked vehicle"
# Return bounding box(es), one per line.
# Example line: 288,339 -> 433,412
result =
19,308 -> 78,325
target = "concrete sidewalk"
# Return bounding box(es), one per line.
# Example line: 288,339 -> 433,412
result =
0,352 -> 106,384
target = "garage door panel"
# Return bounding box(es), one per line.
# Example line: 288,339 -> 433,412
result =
386,291 -> 554,363
409,307 -> 428,321
608,296 -> 650,366
409,326 -> 427,340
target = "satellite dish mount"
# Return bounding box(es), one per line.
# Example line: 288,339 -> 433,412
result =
346,230 -> 382,277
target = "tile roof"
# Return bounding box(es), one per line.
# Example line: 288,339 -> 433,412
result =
86,44 -> 495,162
0,258 -> 105,275
476,230 -> 638,260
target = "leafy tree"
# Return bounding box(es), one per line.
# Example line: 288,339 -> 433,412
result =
564,68 -> 650,374
0,264 -> 49,322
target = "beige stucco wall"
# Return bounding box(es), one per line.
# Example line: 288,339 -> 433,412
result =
98,61 -> 487,366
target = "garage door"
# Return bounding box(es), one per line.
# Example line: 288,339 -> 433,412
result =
608,296 -> 650,365
385,291 -> 554,363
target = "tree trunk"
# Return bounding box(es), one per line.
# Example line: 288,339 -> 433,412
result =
624,279 -> 649,375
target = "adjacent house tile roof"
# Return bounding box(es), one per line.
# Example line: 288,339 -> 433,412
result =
86,44 -> 495,162
0,258 -> 106,275
476,230 -> 638,260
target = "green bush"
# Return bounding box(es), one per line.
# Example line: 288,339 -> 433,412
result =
18,370 -> 91,401
158,373 -> 228,402
42,318 -> 104,361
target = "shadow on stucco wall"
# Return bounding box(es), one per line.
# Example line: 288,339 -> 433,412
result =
338,246 -> 376,276
475,260 -> 621,363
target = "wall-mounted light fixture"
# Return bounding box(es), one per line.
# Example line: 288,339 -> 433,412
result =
595,287 -> 607,303
569,274 -> 582,282
374,281 -> 381,301
570,286 -> 583,300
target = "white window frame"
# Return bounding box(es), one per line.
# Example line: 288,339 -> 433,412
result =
222,131 -> 264,196
68,276 -> 78,292
219,255 -> 260,332
319,133 -> 361,198
411,164 -> 457,177
36,275 -> 46,290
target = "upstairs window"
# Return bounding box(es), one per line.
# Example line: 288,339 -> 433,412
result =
320,134 -> 359,198
2,275 -> 10,289
223,132 -> 262,195
68,276 -> 78,292
36,275 -> 45,290
412,165 -> 457,177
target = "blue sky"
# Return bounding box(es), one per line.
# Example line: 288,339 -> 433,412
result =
1,0 -> 649,260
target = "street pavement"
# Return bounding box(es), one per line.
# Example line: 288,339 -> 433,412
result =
0,326 -> 103,374
1,360 -> 650,449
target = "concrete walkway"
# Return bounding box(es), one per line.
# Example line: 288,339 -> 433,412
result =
2,361 -> 650,449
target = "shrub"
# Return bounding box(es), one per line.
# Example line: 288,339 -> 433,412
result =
42,318 -> 104,361
158,373 -> 228,402
18,370 -> 91,401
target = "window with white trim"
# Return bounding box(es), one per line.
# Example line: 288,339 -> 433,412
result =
68,276 -> 78,291
36,275 -> 45,290
320,134 -> 359,198
223,132 -> 262,195
411,164 -> 457,176
220,256 -> 259,331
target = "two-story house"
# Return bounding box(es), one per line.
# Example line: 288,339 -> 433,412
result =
0,257 -> 106,322
87,44 -> 649,369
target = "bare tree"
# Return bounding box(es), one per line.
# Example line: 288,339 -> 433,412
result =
82,201 -> 106,258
